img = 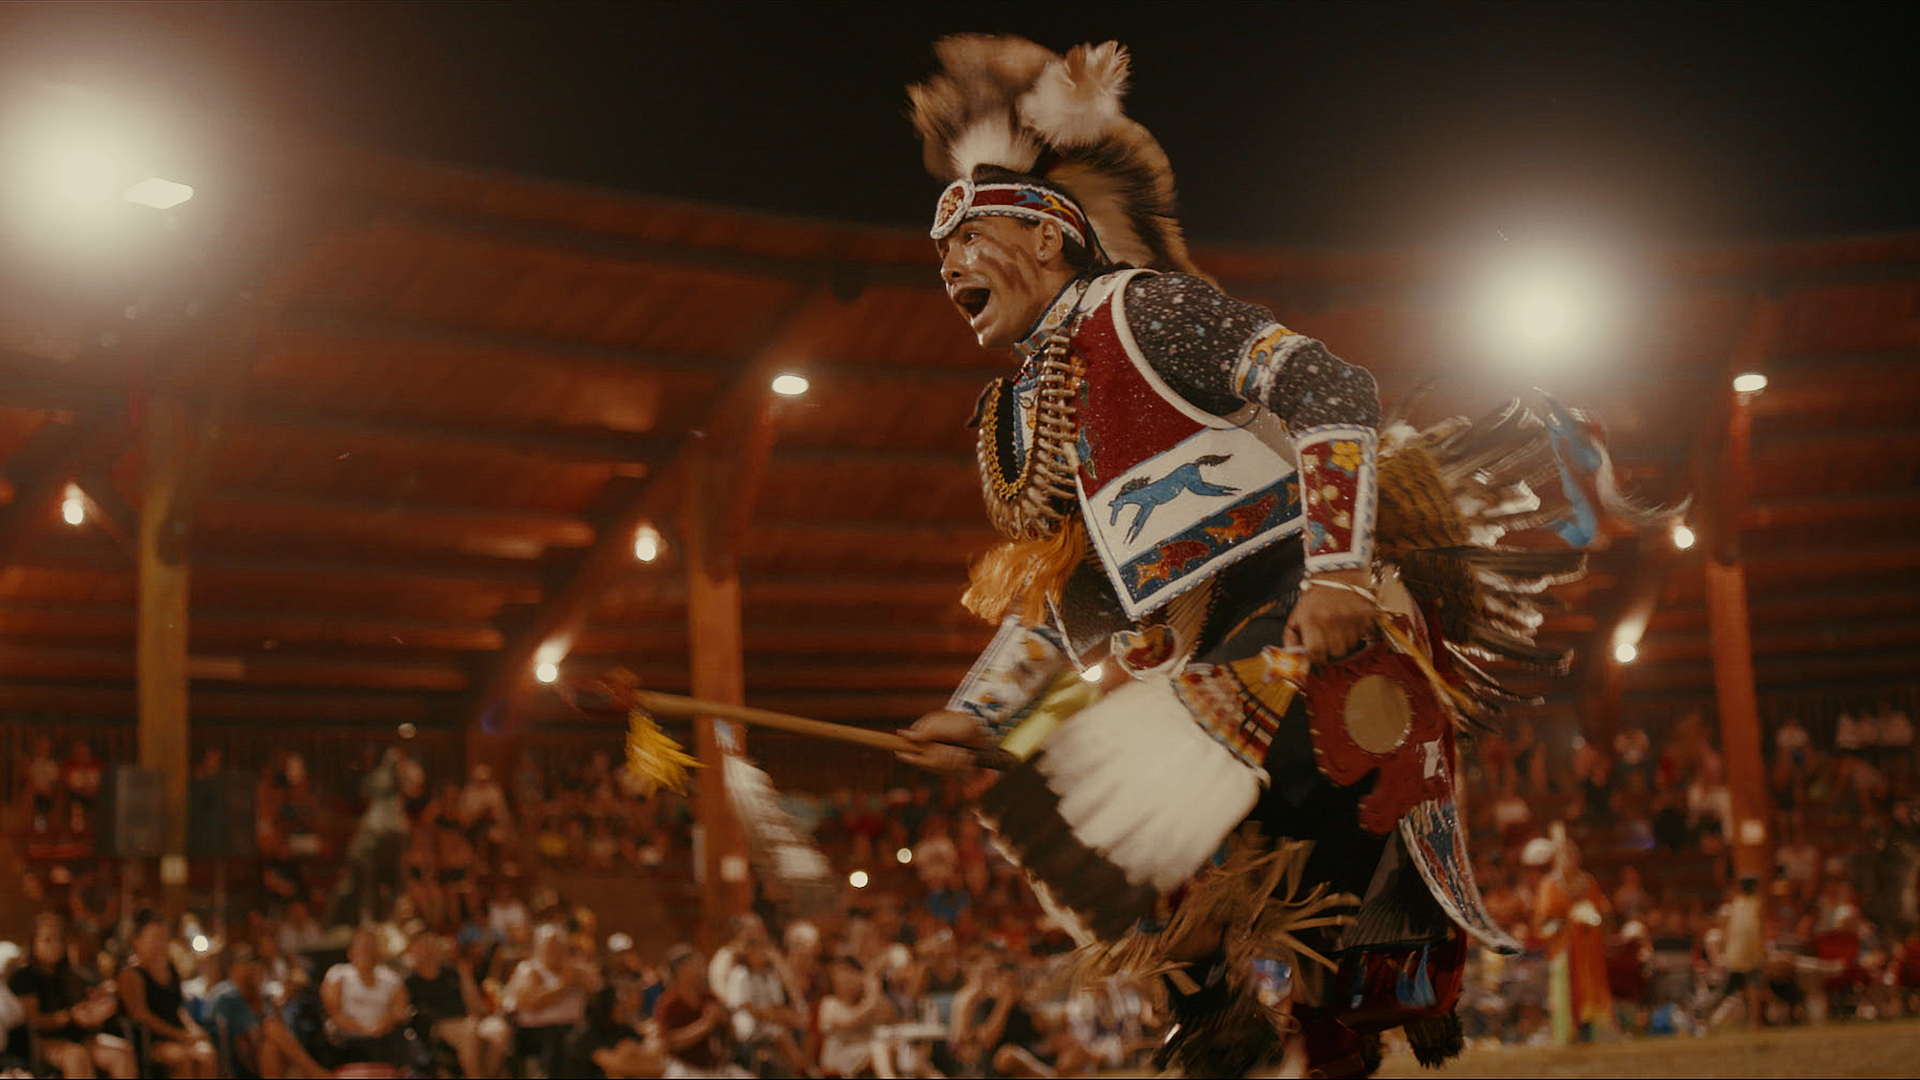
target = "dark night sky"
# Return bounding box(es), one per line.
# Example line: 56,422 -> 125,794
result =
5,1 -> 1918,248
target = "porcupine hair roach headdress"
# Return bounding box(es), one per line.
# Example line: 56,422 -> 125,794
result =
909,35 -> 1206,278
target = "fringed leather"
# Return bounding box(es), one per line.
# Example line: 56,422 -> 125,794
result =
1405,1011 -> 1466,1069
1076,831 -> 1358,993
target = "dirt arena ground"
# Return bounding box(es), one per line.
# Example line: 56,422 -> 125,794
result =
1373,1018 -> 1920,1077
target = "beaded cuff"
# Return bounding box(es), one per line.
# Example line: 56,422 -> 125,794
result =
945,617 -> 1071,739
1294,424 -> 1379,573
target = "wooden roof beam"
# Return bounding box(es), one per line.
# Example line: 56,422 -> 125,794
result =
0,680 -> 437,722
203,487 -> 597,547
235,407 -> 671,467
0,600 -> 505,650
13,546 -> 547,596
0,645 -> 469,692
1743,488 -> 1920,530
273,309 -> 733,386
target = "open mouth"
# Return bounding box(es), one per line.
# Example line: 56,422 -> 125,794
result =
953,286 -> 991,320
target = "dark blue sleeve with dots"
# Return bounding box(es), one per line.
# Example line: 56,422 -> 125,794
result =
1122,273 -> 1380,430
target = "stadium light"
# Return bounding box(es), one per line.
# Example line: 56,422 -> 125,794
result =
60,485 -> 85,526
633,524 -> 662,563
1474,245 -> 1623,371
771,373 -> 810,397
1732,372 -> 1769,394
1671,523 -> 1696,550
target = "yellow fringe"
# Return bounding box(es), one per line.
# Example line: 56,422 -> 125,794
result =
962,516 -> 1089,625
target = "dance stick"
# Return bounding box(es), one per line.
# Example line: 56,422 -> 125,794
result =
619,688 -> 1020,772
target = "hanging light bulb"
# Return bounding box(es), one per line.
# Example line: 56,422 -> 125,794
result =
634,524 -> 662,563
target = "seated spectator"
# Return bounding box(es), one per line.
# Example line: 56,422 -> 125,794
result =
1891,925 -> 1920,1015
1491,780 -> 1534,850
563,982 -> 667,1079
405,932 -> 509,1078
1835,708 -> 1871,757
61,741 -> 103,834
1775,716 -> 1812,770
1612,865 -> 1652,923
951,959 -> 1054,1079
505,924 -> 598,1076
205,946 -> 330,1078
1613,726 -> 1654,789
818,956 -> 883,1078
720,930 -> 807,1076
277,901 -> 325,960
458,764 -> 514,849
21,735 -> 61,835
118,908 -> 220,1078
9,913 -> 134,1079
913,815 -> 960,890
707,914 -> 767,999
488,880 -> 533,946
1687,756 -> 1733,838
1877,700 -> 1914,759
654,945 -> 738,1077
320,927 -> 414,1069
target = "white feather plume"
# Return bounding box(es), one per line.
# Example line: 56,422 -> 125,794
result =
1018,42 -> 1130,148
947,114 -> 1041,180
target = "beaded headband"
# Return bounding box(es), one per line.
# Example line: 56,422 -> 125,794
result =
930,178 -> 1094,252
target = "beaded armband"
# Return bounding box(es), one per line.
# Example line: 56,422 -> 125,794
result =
1294,424 -> 1379,573
944,617 -> 1071,740
1229,322 -> 1315,402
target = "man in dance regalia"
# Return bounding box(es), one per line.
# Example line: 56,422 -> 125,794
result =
893,36 -> 1650,1077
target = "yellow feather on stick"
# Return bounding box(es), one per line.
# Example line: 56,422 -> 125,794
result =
624,708 -> 702,796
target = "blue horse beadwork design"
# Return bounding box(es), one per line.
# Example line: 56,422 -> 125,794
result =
1109,454 -> 1238,543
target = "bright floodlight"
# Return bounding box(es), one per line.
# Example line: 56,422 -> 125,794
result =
24,128 -> 127,205
770,373 -> 810,397
1732,372 -> 1769,394
633,525 -> 661,563
534,661 -> 560,684
122,176 -> 194,210
1081,663 -> 1105,683
60,487 -> 85,526
1671,523 -> 1696,550
1476,248 -> 1620,369
849,870 -> 869,889
896,847 -> 913,864
1614,641 -> 1638,664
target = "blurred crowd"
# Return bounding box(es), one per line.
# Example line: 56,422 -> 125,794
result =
6,739 -> 1158,1078
6,692 -> 1918,1075
1456,699 -> 1920,1045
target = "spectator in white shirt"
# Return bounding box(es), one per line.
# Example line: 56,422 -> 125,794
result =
1687,756 -> 1733,838
320,927 -> 412,1068
505,924 -> 597,1076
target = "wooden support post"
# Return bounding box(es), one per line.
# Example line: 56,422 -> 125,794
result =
1703,301 -> 1782,888
1706,558 -> 1771,882
683,447 -> 753,947
137,399 -> 193,908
